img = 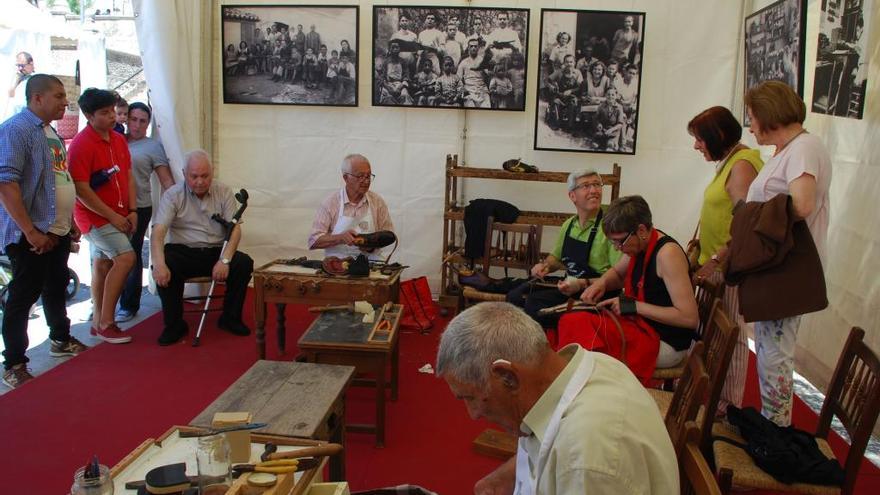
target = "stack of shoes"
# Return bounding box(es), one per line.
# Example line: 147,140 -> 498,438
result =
502,158 -> 539,173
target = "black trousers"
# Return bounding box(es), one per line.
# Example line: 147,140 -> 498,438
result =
156,244 -> 253,333
119,206 -> 151,313
2,234 -> 71,369
506,282 -> 575,328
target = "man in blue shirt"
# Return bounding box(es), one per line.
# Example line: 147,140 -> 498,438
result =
0,74 -> 88,388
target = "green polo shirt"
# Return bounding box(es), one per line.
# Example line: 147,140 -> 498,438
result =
550,212 -> 621,275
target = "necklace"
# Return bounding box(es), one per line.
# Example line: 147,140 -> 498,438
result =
774,129 -> 807,156
714,143 -> 744,174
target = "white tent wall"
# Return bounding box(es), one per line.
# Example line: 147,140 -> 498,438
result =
132,0 -> 880,395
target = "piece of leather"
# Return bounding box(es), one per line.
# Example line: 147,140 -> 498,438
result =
353,230 -> 397,249
322,256 -> 350,276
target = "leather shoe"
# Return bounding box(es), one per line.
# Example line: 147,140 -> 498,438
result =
217,316 -> 251,336
158,327 -> 186,346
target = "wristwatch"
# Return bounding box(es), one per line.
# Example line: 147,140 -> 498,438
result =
221,258 -> 231,265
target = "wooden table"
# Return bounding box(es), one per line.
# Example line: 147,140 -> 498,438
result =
190,360 -> 354,481
252,260 -> 403,359
298,304 -> 402,448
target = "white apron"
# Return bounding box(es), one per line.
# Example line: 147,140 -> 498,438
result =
514,350 -> 595,495
325,189 -> 383,260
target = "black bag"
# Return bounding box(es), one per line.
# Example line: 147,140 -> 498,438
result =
716,406 -> 845,486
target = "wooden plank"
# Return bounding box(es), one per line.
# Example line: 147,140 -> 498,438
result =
191,361 -> 354,439
472,429 -> 517,460
445,207 -> 570,226
448,167 -> 570,182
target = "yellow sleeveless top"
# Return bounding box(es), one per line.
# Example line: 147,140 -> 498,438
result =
698,148 -> 763,265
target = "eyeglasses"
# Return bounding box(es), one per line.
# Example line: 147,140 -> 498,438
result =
609,230 -> 636,249
571,181 -> 603,192
15,63 -> 30,68
344,172 -> 375,182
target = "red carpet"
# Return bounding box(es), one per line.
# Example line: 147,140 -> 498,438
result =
0,292 -> 876,494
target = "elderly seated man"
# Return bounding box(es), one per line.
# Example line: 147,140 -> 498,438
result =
150,150 -> 254,346
308,154 -> 394,260
437,302 -> 679,494
506,169 -> 619,327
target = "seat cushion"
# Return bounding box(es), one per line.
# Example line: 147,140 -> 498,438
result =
647,388 -> 673,416
652,359 -> 686,380
712,421 -> 840,494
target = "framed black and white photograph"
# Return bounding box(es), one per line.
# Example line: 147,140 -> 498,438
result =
221,5 -> 359,106
533,9 -> 645,154
811,0 -> 871,119
372,6 -> 530,110
743,0 -> 806,124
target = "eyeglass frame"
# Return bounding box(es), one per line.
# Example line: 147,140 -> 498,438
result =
571,180 -> 604,192
343,172 -> 376,182
15,62 -> 31,68
609,230 -> 636,249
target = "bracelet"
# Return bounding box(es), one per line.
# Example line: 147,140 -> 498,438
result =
618,295 -> 638,316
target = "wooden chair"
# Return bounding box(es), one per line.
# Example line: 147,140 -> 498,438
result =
649,299 -> 740,451
665,342 -> 709,455
681,421 -> 722,495
712,327 -> 880,494
461,217 -> 541,306
653,277 -> 725,389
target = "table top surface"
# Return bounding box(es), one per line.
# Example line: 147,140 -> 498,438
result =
254,259 -> 403,283
299,304 -> 402,351
190,360 -> 355,438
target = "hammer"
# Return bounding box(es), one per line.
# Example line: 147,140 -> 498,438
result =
307,301 -> 373,314
265,443 -> 344,461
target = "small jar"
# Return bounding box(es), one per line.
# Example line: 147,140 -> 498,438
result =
70,464 -> 113,495
196,434 -> 232,495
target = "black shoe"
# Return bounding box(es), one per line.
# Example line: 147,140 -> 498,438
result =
158,326 -> 186,346
217,316 -> 251,336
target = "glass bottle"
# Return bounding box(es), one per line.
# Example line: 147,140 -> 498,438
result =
196,434 -> 232,495
70,464 -> 113,495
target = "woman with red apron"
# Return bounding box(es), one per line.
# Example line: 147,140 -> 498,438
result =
557,196 -> 699,384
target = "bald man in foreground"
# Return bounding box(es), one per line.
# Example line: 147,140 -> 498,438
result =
150,150 -> 253,346
437,302 -> 678,494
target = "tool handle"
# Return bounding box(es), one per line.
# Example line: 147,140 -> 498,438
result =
266,443 -> 343,460
307,305 -> 352,313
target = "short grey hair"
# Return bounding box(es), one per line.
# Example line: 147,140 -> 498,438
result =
567,169 -> 601,192
184,149 -> 212,173
436,302 -> 549,387
341,154 -> 369,173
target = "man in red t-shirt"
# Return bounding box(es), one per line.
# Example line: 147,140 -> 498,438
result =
68,88 -> 137,344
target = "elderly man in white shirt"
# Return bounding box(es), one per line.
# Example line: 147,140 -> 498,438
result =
437,302 -> 679,495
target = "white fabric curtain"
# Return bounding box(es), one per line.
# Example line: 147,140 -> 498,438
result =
76,30 -> 107,130
0,29 -> 51,121
132,0 -> 209,177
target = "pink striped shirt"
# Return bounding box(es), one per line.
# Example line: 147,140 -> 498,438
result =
307,188 -> 394,248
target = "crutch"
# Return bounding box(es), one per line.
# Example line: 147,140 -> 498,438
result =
192,189 -> 249,347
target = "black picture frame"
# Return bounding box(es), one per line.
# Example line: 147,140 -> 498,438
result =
372,6 -> 530,110
743,0 -> 806,124
810,0 -> 870,119
533,9 -> 645,155
221,4 -> 359,107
